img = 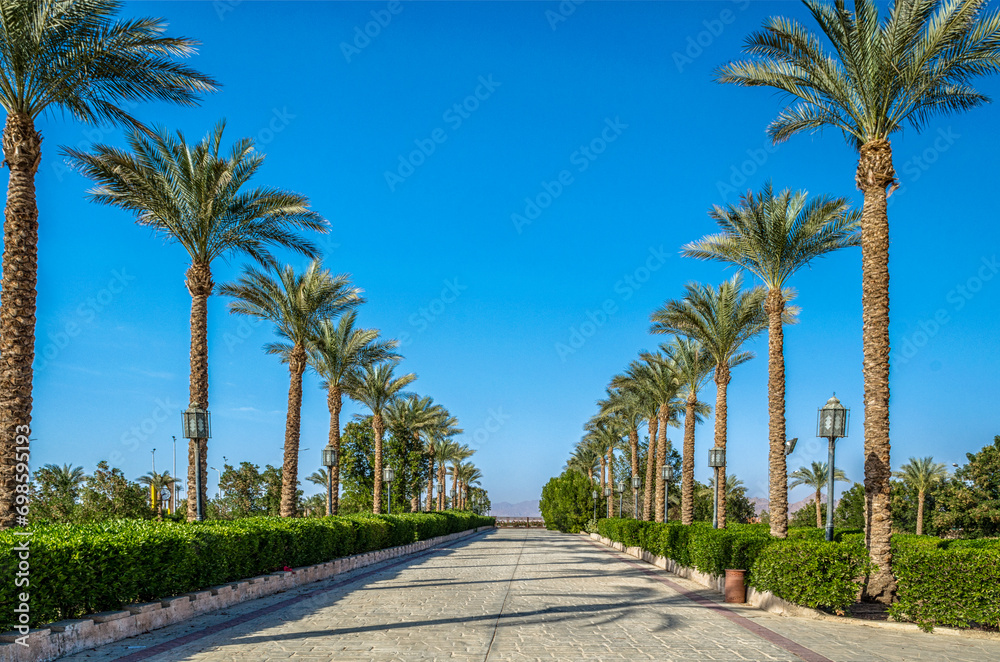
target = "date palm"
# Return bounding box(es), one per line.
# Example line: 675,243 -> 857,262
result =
309,311 -> 399,514
387,394 -> 439,511
651,275 -> 769,528
717,0 -> 1000,601
789,461 -> 850,528
221,261 -> 362,517
599,387 -> 646,506
138,470 -> 176,518
344,361 -> 416,514
893,456 -> 947,535
682,183 -> 859,536
449,444 -> 474,509
585,415 -> 626,519
423,409 -> 460,511
458,465 -> 483,509
69,123 -> 326,520
661,338 -> 714,525
567,440 -> 601,484
0,0 -> 216,528
306,468 -> 328,487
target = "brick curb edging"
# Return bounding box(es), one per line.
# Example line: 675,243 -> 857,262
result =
584,532 -> 1000,642
0,525 -> 496,662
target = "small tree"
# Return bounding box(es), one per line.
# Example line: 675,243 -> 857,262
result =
28,464 -> 85,523
77,462 -> 152,522
540,470 -> 594,533
934,436 -> 1000,537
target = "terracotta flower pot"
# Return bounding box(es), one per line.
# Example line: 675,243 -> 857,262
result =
725,569 -> 747,603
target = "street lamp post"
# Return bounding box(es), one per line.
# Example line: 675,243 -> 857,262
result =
661,464 -> 674,523
817,394 -> 849,542
450,487 -> 457,510
615,481 -> 624,518
322,446 -> 337,516
209,466 -> 221,498
181,405 -> 210,521
708,447 -> 725,529
171,435 -> 178,514
592,489 -> 598,522
631,476 -> 641,519
384,466 -> 395,514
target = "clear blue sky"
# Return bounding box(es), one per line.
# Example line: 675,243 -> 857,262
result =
25,1 -> 1000,507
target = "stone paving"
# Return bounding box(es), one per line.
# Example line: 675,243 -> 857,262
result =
61,528 -> 1000,662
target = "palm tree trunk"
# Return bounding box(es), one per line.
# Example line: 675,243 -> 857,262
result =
815,487 -> 822,528
644,416 -> 657,520
280,344 -> 307,517
185,261 -> 213,522
438,462 -> 445,511
427,452 -> 435,511
655,403 -> 668,522
715,365 -> 730,529
857,138 -> 897,603
607,447 -> 614,519
372,413 -> 385,514
916,489 -> 925,536
326,385 -> 343,515
598,455 -> 606,517
766,290 -> 789,538
628,426 -> 639,492
0,113 -> 41,529
451,464 -> 459,508
681,392 -> 697,525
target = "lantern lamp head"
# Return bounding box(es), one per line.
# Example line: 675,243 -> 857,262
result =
817,394 -> 849,439
181,405 -> 211,439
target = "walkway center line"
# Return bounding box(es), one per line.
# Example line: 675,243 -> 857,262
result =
585,537 -> 834,662
482,527 -> 529,661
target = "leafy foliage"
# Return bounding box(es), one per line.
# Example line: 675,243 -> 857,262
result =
540,470 -> 598,533
750,540 -> 872,611
933,436 -> 1000,537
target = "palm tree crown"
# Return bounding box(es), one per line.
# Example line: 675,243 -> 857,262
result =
894,456 -> 948,492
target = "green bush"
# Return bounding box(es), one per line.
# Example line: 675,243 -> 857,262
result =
750,540 -> 871,611
539,470 -> 597,533
0,512 -> 493,630
890,546 -> 1000,631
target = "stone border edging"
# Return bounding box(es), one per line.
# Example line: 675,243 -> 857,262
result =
0,525 -> 496,662
585,532 -> 1000,642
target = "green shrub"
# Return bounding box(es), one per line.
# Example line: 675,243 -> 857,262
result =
750,540 -> 871,611
0,512 -> 493,630
890,546 -> 1000,631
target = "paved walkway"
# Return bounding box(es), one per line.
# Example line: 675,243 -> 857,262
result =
63,529 -> 1000,662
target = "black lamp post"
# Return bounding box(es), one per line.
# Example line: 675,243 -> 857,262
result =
450,487 -> 457,510
708,446 -> 725,529
322,446 -> 337,516
631,475 -> 641,519
615,481 -> 624,518
661,464 -> 674,523
817,394 -> 849,542
383,466 -> 395,514
181,405 -> 210,521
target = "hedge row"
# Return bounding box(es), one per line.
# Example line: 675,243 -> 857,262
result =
0,512 -> 493,630
595,519 -> 868,611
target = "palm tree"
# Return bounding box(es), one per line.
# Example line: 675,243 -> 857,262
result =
221,261 -> 362,517
457,464 -> 482,509
599,387 -> 646,503
682,183 -> 859,536
138,470 -> 176,518
306,468 -> 328,487
789,461 -> 850,527
608,370 -> 659,519
309,311 -> 399,514
651,275 -> 769,528
717,0 -> 1000,602
661,338 -> 714,525
567,439 -> 602,484
448,444 -> 474,509
585,416 -> 625,519
0,1 -> 216,527
68,123 -> 326,521
894,457 -> 948,535
344,361 -> 416,514
386,395 -> 440,511
41,463 -> 87,494
423,407 -> 460,511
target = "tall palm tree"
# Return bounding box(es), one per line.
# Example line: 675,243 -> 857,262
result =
608,370 -> 659,519
138,470 -> 176,518
386,394 -> 439,511
682,183 -> 859,536
68,123 -> 326,520
448,444 -> 474,509
344,361 -> 416,514
0,1 -> 216,527
651,275 -> 769,528
661,338 -> 714,525
457,464 -> 482,509
40,463 -> 87,494
893,456 -> 948,535
717,0 -> 1000,601
306,468 -> 328,487
585,416 -> 625,519
567,438 -> 602,484
221,261 -> 362,517
309,311 -> 399,514
789,461 -> 850,527
423,408 -> 460,511
599,387 -> 646,501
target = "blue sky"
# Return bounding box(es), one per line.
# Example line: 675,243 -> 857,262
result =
25,0 -> 1000,508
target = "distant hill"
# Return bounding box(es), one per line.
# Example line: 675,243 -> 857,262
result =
490,500 -> 541,517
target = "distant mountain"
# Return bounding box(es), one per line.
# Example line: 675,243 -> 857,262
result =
490,500 -> 541,517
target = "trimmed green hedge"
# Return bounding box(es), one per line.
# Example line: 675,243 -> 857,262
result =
749,540 -> 871,611
890,544 -> 1000,631
0,512 -> 493,630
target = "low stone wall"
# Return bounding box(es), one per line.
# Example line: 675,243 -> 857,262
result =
591,533 -> 823,619
0,525 -> 494,662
